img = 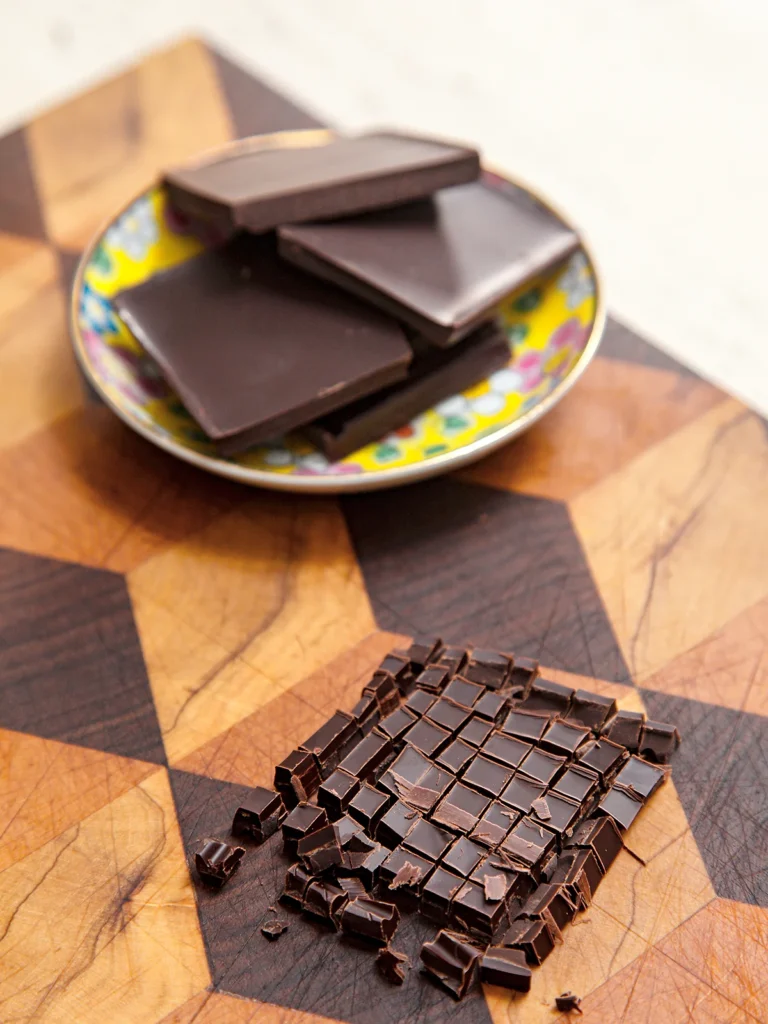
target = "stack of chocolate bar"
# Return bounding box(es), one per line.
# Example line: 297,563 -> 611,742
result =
193,636 -> 680,1003
112,131 -> 580,459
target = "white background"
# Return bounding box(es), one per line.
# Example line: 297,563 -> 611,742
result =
2,1 -> 767,414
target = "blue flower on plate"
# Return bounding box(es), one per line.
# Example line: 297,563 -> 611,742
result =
79,281 -> 119,334
105,195 -> 159,262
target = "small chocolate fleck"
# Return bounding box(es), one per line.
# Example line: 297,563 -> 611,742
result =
531,796 -> 551,821
261,919 -> 288,941
377,946 -> 409,984
483,873 -> 507,902
391,860 -> 423,889
555,991 -> 583,1014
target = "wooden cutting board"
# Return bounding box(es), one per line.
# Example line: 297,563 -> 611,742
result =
0,37 -> 765,1024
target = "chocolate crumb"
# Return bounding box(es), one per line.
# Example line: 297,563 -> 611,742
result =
261,919 -> 288,941
532,796 -> 551,820
555,991 -> 583,1013
483,873 -> 507,902
377,946 -> 409,984
391,860 -> 423,888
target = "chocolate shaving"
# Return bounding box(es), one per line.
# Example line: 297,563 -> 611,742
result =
390,770 -> 439,812
377,946 -> 409,984
531,796 -> 551,820
261,919 -> 288,940
391,860 -> 423,888
483,874 -> 507,902
555,991 -> 583,1014
434,802 -> 478,832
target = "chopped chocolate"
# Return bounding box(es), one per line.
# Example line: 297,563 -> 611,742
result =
433,782 -> 490,833
596,786 -> 644,831
501,817 -> 557,875
461,754 -> 514,798
473,691 -> 509,722
501,708 -> 551,743
540,719 -> 591,757
518,747 -> 567,786
377,706 -> 419,743
502,917 -> 556,964
519,677 -> 574,715
437,738 -> 476,774
540,849 -> 560,883
282,803 -> 328,858
318,768 -> 361,820
414,666 -> 451,694
377,945 -> 409,984
421,866 -> 465,923
402,763 -> 452,812
274,749 -> 321,806
577,738 -> 628,781
281,863 -> 315,908
552,765 -> 600,806
479,946 -> 532,991
614,755 -> 667,800
298,816 -> 363,873
531,796 -> 551,820
470,858 -> 520,902
458,717 -> 494,748
442,836 -> 486,877
639,720 -> 681,764
483,873 -> 507,902
194,839 -> 245,888
340,896 -> 400,944
407,636 -> 444,672
426,697 -> 473,734
470,800 -> 518,849
531,792 -> 581,837
462,649 -> 512,690
342,830 -> 379,869
361,673 -> 401,716
375,652 -> 414,693
301,711 -> 360,778
521,881 -> 578,931
231,787 -> 286,842
453,879 -> 507,940
420,929 -> 481,1000
442,676 -> 485,708
350,843 -> 389,890
261,919 -> 288,940
348,783 -> 391,830
377,799 -> 420,848
380,847 -> 433,899
602,709 -> 644,751
338,876 -> 369,898
379,745 -> 432,796
404,689 -> 436,717
403,717 -> 451,757
507,656 -> 540,696
338,730 -> 394,780
565,816 -> 623,872
500,775 -> 547,815
349,694 -> 380,735
403,817 -> 454,861
302,879 -> 349,927
436,646 -> 470,676
482,732 -> 532,770
555,991 -> 583,1014
552,847 -> 603,907
566,689 -> 617,732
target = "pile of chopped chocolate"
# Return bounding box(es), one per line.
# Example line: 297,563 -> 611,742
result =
193,638 -> 679,1002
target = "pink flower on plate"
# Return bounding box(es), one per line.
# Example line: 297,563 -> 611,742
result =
511,350 -> 544,392
82,329 -> 168,406
549,317 -> 588,353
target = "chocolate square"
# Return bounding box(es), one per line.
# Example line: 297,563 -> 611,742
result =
338,730 -> 394,779
501,918 -> 555,965
551,765 -> 600,805
501,709 -> 550,743
462,649 -> 512,690
377,706 -> 418,742
414,666 -> 451,694
452,880 -> 507,940
432,782 -> 490,833
530,792 -> 582,836
614,755 -> 667,800
377,799 -> 421,848
318,768 -> 361,820
501,817 -> 557,874
426,697 -> 473,734
282,803 -> 328,858
566,689 -> 617,731
194,839 -> 244,889
442,676 -> 485,709
437,738 -> 476,775
379,745 -> 432,794
519,677 -> 574,715
603,709 -> 644,751
420,928 -> 480,1000
343,842 -> 389,891
274,748 -> 321,806
436,646 -> 470,677
461,754 -> 514,798
577,738 -> 628,781
348,783 -> 391,830
479,947 -> 532,991
441,836 -> 486,877
281,862 -> 315,908
470,800 -> 519,849
539,719 -> 591,757
521,881 -> 578,931
482,732 -> 532,770
458,717 -> 494,748
303,879 -> 349,927
473,691 -> 509,722
375,652 -> 414,693
507,656 -> 540,696
301,711 -> 360,777
403,717 -> 451,757
231,786 -> 286,841
565,816 -> 623,872
639,720 -> 681,764
361,673 -> 401,715
379,847 -> 434,899
597,786 -> 644,831
552,847 -> 603,907
349,693 -> 380,735
403,817 -> 454,861
403,689 -> 436,717
340,896 -> 400,945
500,775 -> 547,815
421,865 -> 465,924
518,747 -> 567,786
407,636 -> 444,673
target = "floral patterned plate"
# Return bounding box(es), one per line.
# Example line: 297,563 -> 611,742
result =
70,130 -> 606,493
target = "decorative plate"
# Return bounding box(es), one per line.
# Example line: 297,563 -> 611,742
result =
70,129 -> 606,493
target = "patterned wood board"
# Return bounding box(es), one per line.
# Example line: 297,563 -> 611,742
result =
0,37 -> 766,1024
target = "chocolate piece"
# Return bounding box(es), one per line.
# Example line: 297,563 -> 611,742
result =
501,709 -> 550,743
566,689 -> 617,732
302,879 -> 349,927
639,720 -> 681,764
393,762 -> 453,813
461,754 -> 513,798
340,896 -> 400,944
482,732 -> 532,770
479,947 -> 532,992
421,866 -> 464,924
279,178 -> 578,346
403,689 -> 436,717
261,918 -> 289,941
282,803 -> 328,858
274,749 -> 321,806
462,649 -> 512,690
426,697 -> 473,734
555,991 -> 583,1014
338,730 -> 393,780
375,652 -> 413,693
518,747 -> 567,786
483,874 -> 507,902
470,800 -> 518,849
114,235 -> 411,454
531,796 -> 551,820
500,775 -> 547,815
231,787 -> 286,842
414,665 -> 450,694
380,847 -> 433,899
520,677 -> 574,716
531,792 -> 582,837
377,799 -> 420,848
552,847 -> 603,907
603,709 -> 645,751
577,738 -> 628,781
521,881 -> 578,931
552,765 -> 600,806
351,843 -> 389,890
377,946 -> 409,984
341,829 -> 379,870
437,738 -> 476,775
407,636 -> 444,673
281,863 -> 315,908
540,719 -> 591,757
501,817 -> 557,875
614,755 -> 667,800
452,880 -> 507,940
442,676 -> 485,708
349,694 -> 380,735
473,691 -> 509,722
458,717 -> 494,748
348,783 -> 390,830
194,839 -> 245,888
433,782 -> 490,833
377,706 -> 418,743
565,816 -> 623,873
403,817 -> 454,862
379,744 -> 432,792
403,717 -> 450,757
470,857 -> 520,901
361,673 -> 401,716
298,816 -> 363,873
507,656 -> 540,696
338,876 -> 369,899
442,836 -> 486,877
596,786 -> 644,831
306,319 -> 510,460
540,849 -> 560,883
301,711 -> 361,778
501,918 -> 555,964
318,769 -> 361,819
436,645 -> 470,676
420,929 -> 480,1000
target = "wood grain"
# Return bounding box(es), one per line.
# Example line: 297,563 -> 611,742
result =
0,232 -> 58,325
162,991 -> 339,1024
0,128 -> 46,239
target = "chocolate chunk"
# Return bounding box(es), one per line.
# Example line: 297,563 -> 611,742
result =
501,918 -> 556,964
375,652 -> 414,693
380,848 -> 433,899
458,717 -> 494,748
377,946 -> 410,984
302,879 -> 349,927
436,646 -> 470,676
500,775 -> 547,815
298,816 -> 363,873
482,874 -> 507,902
442,836 -> 486,877
596,786 -> 644,832
379,744 -> 432,794
403,817 -> 454,861
338,876 -> 369,898
531,792 -> 582,837
433,782 -> 490,833
437,738 -> 476,774
566,689 -> 617,732
361,673 -> 401,716
507,656 -> 540,696
318,769 -> 361,820
555,991 -> 583,1014
426,697 -> 473,734
349,843 -> 389,890
531,796 -> 551,820
577,738 -> 628,781
377,706 -> 419,743
470,800 -> 518,849
518,747 -> 567,786
414,665 -> 451,694
114,236 -> 412,455
407,636 -> 444,673
281,862 -> 315,908
603,709 -> 645,751
461,754 -> 514,798
539,719 -> 591,757
377,799 -> 420,848
473,691 -> 510,722
403,689 -> 436,717
398,763 -> 452,813
349,694 -> 381,735
519,677 -> 574,716
166,131 -> 479,234
565,816 -> 623,873
282,803 -> 328,858
421,866 -> 465,924
552,765 -> 600,806
482,732 -> 532,770
501,708 -> 551,743
341,829 -> 379,870
231,787 -> 286,842
279,178 -> 578,346
338,730 -> 394,780
540,850 -> 560,883
452,880 -> 507,940
403,717 -> 451,757
194,839 -> 245,888
552,848 -> 603,907
479,947 -> 532,992
462,649 -> 512,690
301,711 -> 361,778
614,755 -> 667,800
442,676 -> 485,708
639,720 -> 681,764
521,881 -> 579,932
470,858 -> 521,902
348,783 -> 391,830
274,749 -> 321,806
340,896 -> 400,944
501,817 -> 558,875
420,929 -> 481,1000
261,919 -> 288,941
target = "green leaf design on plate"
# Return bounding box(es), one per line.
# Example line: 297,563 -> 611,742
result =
91,243 -> 112,276
507,323 -> 529,343
444,415 -> 469,431
374,443 -> 401,462
424,443 -> 448,456
513,288 -> 542,313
